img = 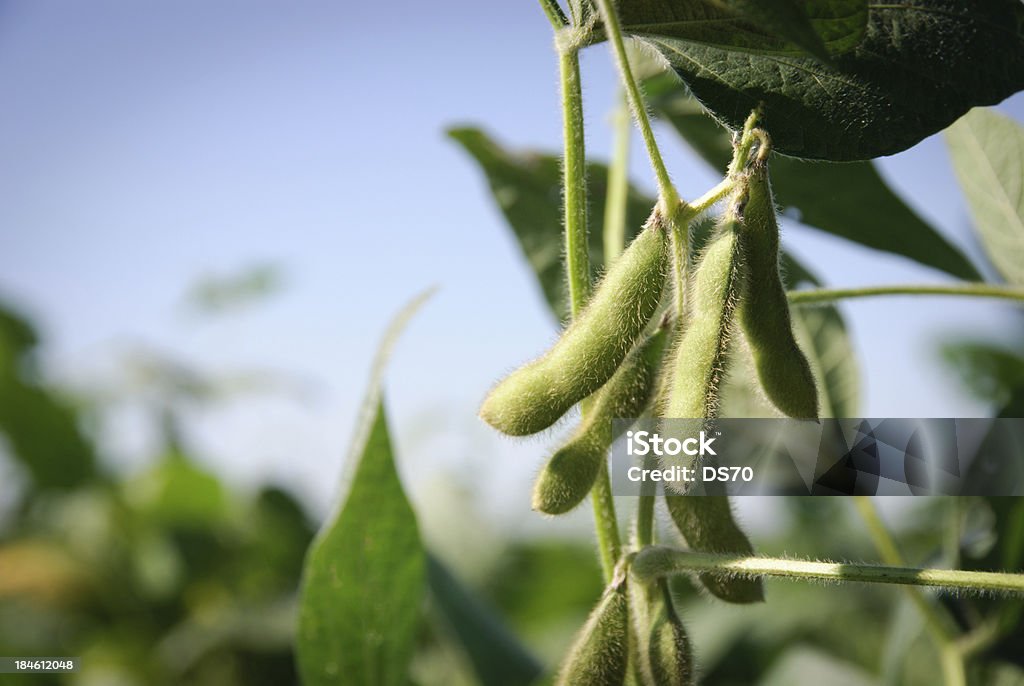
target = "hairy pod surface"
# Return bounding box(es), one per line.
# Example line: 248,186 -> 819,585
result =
737,164 -> 819,419
555,584 -> 629,686
662,213 -> 743,422
646,581 -> 695,686
480,218 -> 669,436
532,327 -> 670,515
665,495 -> 764,604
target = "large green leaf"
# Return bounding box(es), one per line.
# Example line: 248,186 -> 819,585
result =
427,554 -> 543,686
448,127 -> 655,321
645,72 -> 981,280
297,291 -> 433,686
615,0 -> 867,61
629,0 -> 1024,160
946,108 -> 1024,285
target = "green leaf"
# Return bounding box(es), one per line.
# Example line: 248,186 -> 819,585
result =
614,0 -> 867,61
645,73 -> 981,280
946,108 -> 1024,285
448,127 -> 654,321
940,341 -> 1024,409
631,0 -> 1024,160
297,290 -> 434,686
717,0 -> 863,62
426,553 -> 543,686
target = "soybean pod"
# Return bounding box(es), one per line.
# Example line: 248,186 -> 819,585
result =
664,495 -> 764,604
480,215 -> 669,436
737,157 -> 819,419
555,583 -> 629,686
532,325 -> 669,515
662,207 -> 743,422
645,580 -> 695,686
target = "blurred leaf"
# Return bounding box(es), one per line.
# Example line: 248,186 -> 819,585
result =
940,342 -> 1024,409
759,647 -> 875,686
630,0 -> 1024,160
879,596 -> 926,686
0,540 -> 90,607
613,0 -> 867,61
427,553 -> 543,686
126,453 -> 230,528
297,290 -> 433,686
448,127 -> 654,321
947,108 -> 1024,285
0,303 -> 98,492
644,73 -> 980,280
185,263 -> 284,315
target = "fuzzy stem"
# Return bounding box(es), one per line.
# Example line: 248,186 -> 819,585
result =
788,284 -> 1024,306
556,38 -> 622,584
592,0 -> 679,210
603,92 -> 631,265
560,47 -> 592,315
631,547 -> 1024,596
853,497 -> 966,686
538,0 -> 568,27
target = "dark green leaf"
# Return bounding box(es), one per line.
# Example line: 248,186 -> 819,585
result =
448,127 -> 654,321
946,108 -> 1024,285
940,342 -> 1024,410
297,291 -> 433,686
645,73 -> 981,279
717,0 -> 864,62
614,0 -> 867,61
631,0 -> 1024,160
427,553 -> 543,686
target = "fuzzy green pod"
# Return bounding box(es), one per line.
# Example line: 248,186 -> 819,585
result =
665,495 -> 764,604
646,581 -> 695,686
737,162 -> 819,419
662,213 -> 743,422
480,218 -> 669,436
532,326 -> 669,515
555,584 -> 629,686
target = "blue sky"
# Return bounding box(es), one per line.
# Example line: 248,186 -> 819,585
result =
1,1 -> 1022,528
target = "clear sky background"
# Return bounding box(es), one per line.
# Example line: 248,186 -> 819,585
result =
2,1 -> 1023,537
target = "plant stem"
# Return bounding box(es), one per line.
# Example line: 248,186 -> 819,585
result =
603,91 -> 631,265
556,39 -> 621,584
592,0 -> 679,209
560,47 -> 592,315
631,547 -> 1024,595
853,497 -> 966,686
788,284 -> 1024,306
538,0 -> 568,28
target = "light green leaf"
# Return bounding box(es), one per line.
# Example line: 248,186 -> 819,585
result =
631,0 -> 1024,160
427,554 -> 543,686
448,127 -> 655,321
297,290 -> 434,686
645,73 -> 981,280
613,0 -> 867,61
946,108 -> 1024,285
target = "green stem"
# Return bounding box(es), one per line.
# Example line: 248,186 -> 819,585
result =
631,547 -> 1024,595
560,47 -> 591,315
556,40 -> 621,585
853,497 -> 966,686
592,0 -> 678,209
538,0 -> 568,27
603,91 -> 631,265
788,284 -> 1024,306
